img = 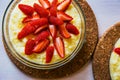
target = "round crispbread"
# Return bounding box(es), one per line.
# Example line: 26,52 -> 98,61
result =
3,0 -> 98,79
93,22 -> 120,80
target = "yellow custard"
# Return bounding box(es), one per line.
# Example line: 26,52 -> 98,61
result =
110,38 -> 120,80
8,0 -> 82,64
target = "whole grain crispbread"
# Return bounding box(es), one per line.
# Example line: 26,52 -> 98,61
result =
3,0 -> 98,79
93,22 -> 120,80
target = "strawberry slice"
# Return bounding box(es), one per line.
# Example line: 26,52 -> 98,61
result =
22,14 -> 40,23
25,39 -> 35,55
51,0 -> 58,6
35,31 -> 50,44
57,11 -> 73,21
38,0 -> 50,9
34,25 -> 48,34
66,23 -> 79,35
34,3 -> 49,18
54,37 -> 65,58
50,6 -> 57,17
49,16 -> 63,25
114,48 -> 120,55
18,18 -> 48,39
18,4 -> 34,16
49,25 -> 57,39
33,39 -> 50,53
57,0 -> 72,11
59,23 -> 71,38
46,46 -> 54,63
18,23 -> 36,39
30,18 -> 48,28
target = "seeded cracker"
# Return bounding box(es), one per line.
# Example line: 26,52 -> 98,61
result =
3,0 -> 98,79
93,22 -> 120,80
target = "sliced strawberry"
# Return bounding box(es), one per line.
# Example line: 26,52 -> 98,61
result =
66,23 -> 79,35
114,48 -> 120,55
57,11 -> 73,21
34,25 -> 48,34
34,3 -> 49,18
33,39 -> 50,53
50,6 -> 57,16
18,18 -> 48,39
59,23 -> 71,38
51,0 -> 58,6
46,46 -> 54,63
25,39 -> 35,55
18,23 -> 36,39
18,4 -> 34,16
49,25 -> 57,39
22,14 -> 40,23
54,37 -> 65,58
35,31 -> 50,44
57,0 -> 72,11
30,18 -> 48,28
38,0 -> 50,9
49,16 -> 63,25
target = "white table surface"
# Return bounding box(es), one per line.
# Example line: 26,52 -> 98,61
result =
0,0 -> 120,80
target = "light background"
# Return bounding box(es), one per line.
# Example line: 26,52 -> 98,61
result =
0,0 -> 120,80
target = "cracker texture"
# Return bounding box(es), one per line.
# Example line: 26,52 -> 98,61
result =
93,22 -> 120,80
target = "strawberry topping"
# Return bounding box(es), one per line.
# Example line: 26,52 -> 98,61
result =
46,46 -> 54,63
54,37 -> 65,58
34,3 -> 49,18
18,23 -> 36,39
49,25 -> 57,39
66,23 -> 79,35
25,39 -> 35,55
49,16 -> 63,25
35,31 -> 50,44
59,23 -> 71,38
50,6 -> 57,17
57,0 -> 72,11
38,0 -> 50,9
34,25 -> 48,34
114,48 -> 120,56
33,39 -> 50,53
57,11 -> 73,21
51,0 -> 58,6
22,14 -> 40,23
18,4 -> 34,16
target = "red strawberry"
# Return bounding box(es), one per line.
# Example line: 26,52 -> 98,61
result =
51,0 -> 58,6
57,11 -> 73,21
46,46 -> 54,63
18,18 -> 48,39
33,39 -> 50,53
49,16 -> 63,25
54,37 -> 65,58
35,31 -> 50,44
34,25 -> 48,34
114,48 -> 120,55
66,23 -> 79,35
30,18 -> 48,28
57,0 -> 72,11
22,14 -> 40,23
59,23 -> 71,38
34,3 -> 49,18
25,39 -> 35,55
49,25 -> 57,39
38,0 -> 50,9
18,4 -> 34,16
18,23 -> 36,39
50,6 -> 57,16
